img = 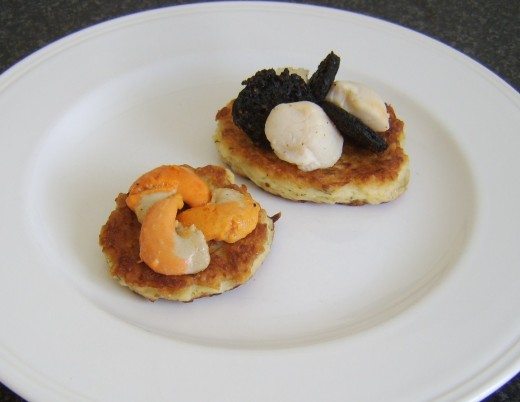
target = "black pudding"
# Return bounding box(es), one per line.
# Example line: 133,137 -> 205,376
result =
232,68 -> 314,148
319,100 -> 388,153
308,52 -> 341,101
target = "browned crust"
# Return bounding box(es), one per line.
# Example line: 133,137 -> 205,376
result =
214,100 -> 409,205
99,165 -> 274,302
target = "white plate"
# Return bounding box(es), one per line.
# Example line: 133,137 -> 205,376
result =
1,2 -> 519,401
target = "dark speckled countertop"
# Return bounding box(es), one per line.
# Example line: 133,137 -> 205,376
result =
1,1 -> 519,401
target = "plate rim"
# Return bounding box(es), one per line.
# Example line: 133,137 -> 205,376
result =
1,2 -> 519,401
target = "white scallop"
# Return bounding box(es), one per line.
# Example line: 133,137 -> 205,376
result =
174,221 -> 210,274
265,101 -> 343,172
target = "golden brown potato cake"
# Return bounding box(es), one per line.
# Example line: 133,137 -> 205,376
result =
99,165 -> 276,302
214,101 -> 409,205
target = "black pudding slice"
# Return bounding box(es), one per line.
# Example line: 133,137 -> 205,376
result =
232,68 -> 314,148
319,101 -> 388,153
308,51 -> 340,101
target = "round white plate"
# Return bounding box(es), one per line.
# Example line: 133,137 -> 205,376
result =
1,2 -> 519,401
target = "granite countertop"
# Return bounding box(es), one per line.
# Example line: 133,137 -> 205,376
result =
1,1 -> 519,401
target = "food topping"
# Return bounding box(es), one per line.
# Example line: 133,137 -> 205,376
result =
325,81 -> 390,132
308,51 -> 341,101
177,188 -> 260,243
139,194 -> 210,275
265,101 -> 344,171
319,101 -> 388,153
126,165 -> 211,223
231,52 -> 391,170
232,68 -> 314,148
172,221 -> 211,274
126,165 -> 260,275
